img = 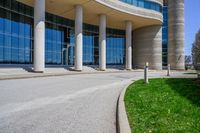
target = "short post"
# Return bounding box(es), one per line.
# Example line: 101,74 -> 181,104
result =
144,62 -> 149,84
167,64 -> 170,76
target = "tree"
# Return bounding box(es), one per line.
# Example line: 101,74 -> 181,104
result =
185,55 -> 192,70
192,29 -> 200,77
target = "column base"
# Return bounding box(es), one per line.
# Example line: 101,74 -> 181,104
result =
74,69 -> 82,72
33,70 -> 44,73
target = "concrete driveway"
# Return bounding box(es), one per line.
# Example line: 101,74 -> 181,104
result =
0,71 -> 194,133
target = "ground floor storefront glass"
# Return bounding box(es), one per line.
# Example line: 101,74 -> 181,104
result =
83,24 -> 99,65
0,2 -> 33,64
106,29 -> 125,65
0,0 -> 126,66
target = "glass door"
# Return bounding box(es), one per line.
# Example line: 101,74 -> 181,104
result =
62,48 -> 68,65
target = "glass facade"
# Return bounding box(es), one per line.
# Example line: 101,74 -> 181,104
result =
162,0 -> 168,66
106,29 -> 125,65
0,0 -> 33,64
0,0 -> 126,66
83,24 -> 99,65
120,0 -> 162,13
45,13 -> 75,65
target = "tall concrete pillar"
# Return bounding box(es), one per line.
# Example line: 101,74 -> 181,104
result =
168,0 -> 185,70
126,21 -> 132,70
75,5 -> 83,71
99,14 -> 106,71
34,0 -> 45,72
133,26 -> 162,70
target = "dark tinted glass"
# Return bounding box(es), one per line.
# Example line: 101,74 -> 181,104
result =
120,0 -> 162,13
162,6 -> 168,66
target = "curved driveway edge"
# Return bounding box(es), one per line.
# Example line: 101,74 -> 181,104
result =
117,81 -> 132,133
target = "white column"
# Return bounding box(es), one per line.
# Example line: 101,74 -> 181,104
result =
75,5 -> 83,71
34,0 -> 45,72
126,21 -> 132,70
99,14 -> 106,71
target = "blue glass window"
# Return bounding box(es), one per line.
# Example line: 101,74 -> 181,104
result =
83,24 -> 99,65
106,28 -> 125,65
138,0 -> 144,8
45,23 -> 64,65
162,4 -> 168,66
0,0 -> 33,64
120,0 -> 162,13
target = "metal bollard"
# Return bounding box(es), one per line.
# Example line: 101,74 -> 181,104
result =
167,64 -> 170,76
144,62 -> 149,84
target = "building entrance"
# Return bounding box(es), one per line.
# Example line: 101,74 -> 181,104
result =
62,48 -> 68,65
62,44 -> 75,66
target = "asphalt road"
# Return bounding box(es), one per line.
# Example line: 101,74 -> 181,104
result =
0,71 -> 190,133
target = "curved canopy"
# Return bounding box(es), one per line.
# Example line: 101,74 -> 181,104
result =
17,0 -> 163,30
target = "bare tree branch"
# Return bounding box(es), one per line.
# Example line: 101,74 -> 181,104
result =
192,29 -> 200,71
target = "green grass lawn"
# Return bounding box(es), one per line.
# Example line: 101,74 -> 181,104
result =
124,78 -> 200,133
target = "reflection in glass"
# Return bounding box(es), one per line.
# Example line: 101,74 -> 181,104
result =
162,2 -> 168,66
120,0 -> 162,13
106,28 -> 125,65
0,1 -> 33,64
0,0 -> 126,66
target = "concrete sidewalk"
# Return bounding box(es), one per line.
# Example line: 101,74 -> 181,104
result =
0,66 -> 145,80
0,66 -> 196,80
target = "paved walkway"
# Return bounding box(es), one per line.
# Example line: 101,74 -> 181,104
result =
0,66 -> 136,80
0,71 -> 197,133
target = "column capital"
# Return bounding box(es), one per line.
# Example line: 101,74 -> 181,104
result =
99,14 -> 106,17
125,20 -> 132,24
75,4 -> 83,8
125,21 -> 132,29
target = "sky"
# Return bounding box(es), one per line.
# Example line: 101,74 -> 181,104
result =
185,0 -> 200,56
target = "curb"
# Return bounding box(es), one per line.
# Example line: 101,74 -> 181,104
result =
117,81 -> 133,133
